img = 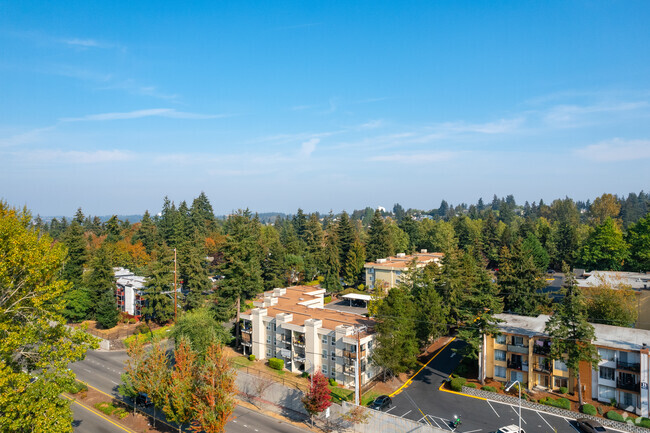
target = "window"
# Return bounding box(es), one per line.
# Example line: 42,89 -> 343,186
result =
331,337 -> 336,346
495,366 -> 506,378
554,376 -> 568,389
322,365 -> 328,374
599,348 -> 615,362
554,360 -> 568,371
621,391 -> 636,408
510,371 -> 523,383
267,335 -> 271,344
598,385 -> 615,402
322,335 -> 328,345
599,366 -> 615,381
331,370 -> 336,377
266,349 -> 272,357
331,351 -> 336,361
322,349 -> 327,359
495,350 -> 506,362
266,322 -> 271,330
512,336 -> 524,347
496,335 -> 506,345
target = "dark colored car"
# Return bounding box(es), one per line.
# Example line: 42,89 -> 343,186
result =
370,395 -> 392,411
576,418 -> 607,433
135,392 -> 153,407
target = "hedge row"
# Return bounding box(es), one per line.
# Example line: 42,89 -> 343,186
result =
450,377 -> 466,392
539,397 -> 571,410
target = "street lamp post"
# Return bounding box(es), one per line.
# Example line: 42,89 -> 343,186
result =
505,380 -> 522,433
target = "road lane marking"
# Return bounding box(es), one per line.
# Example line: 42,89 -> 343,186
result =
390,337 -> 456,397
486,400 -> 500,417
537,411 -> 554,430
464,429 -> 482,433
64,395 -> 136,433
385,406 -> 396,413
400,410 -> 412,418
428,415 -> 453,431
509,406 -> 526,423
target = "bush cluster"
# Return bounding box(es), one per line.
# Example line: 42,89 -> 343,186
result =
482,385 -> 496,392
539,397 -> 571,410
94,402 -> 118,416
606,411 -> 625,422
248,354 -> 255,361
329,378 -> 338,386
559,386 -> 568,394
70,381 -> 88,394
637,418 -> 650,428
450,377 -> 466,392
268,358 -> 284,370
581,404 -> 597,415
465,383 -> 477,388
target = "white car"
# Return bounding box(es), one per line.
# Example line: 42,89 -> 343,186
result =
497,425 -> 526,433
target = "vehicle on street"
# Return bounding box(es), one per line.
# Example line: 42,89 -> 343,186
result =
452,415 -> 462,428
369,395 -> 392,411
496,424 -> 526,433
576,418 -> 607,433
135,392 -> 153,407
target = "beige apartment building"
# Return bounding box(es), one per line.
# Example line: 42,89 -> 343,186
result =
364,250 -> 444,292
481,313 -> 650,417
240,285 -> 377,388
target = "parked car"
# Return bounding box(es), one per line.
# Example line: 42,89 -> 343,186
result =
369,395 -> 392,411
496,425 -> 526,433
576,418 -> 606,433
135,392 -> 153,407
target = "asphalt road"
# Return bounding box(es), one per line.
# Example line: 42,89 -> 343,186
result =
71,349 -> 309,433
389,338 -> 624,433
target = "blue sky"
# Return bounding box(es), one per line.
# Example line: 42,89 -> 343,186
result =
1,0 -> 649,216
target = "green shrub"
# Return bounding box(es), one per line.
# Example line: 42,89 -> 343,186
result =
324,296 -> 332,304
556,398 -> 571,410
268,358 -> 284,370
114,408 -> 129,419
329,378 -> 338,387
598,406 -> 604,415
248,354 -> 255,361
94,402 -> 117,415
451,373 -> 459,379
70,381 -> 88,394
482,386 -> 496,392
638,418 -> 650,428
465,383 -> 477,388
606,411 -> 625,422
124,325 -> 173,348
559,386 -> 568,394
450,377 -> 467,392
581,404 -> 597,415
610,398 -> 617,407
301,371 -> 310,378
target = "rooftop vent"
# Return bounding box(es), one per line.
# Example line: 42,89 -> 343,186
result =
421,249 -> 428,253
377,258 -> 387,264
396,253 -> 406,258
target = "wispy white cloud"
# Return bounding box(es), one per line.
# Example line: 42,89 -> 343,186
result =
545,101 -> 649,127
0,126 -> 57,147
64,38 -> 102,48
369,151 -> 457,163
574,138 -> 650,162
299,138 -> 319,158
61,108 -> 228,122
25,149 -> 134,164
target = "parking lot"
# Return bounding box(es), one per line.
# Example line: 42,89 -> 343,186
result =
388,339 -> 626,433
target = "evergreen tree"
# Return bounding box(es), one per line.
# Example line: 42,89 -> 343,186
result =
626,215 -> 650,271
178,240 -> 211,310
336,211 -> 355,267
497,241 -> 549,316
74,207 -> 85,224
62,221 -> 87,286
104,215 -> 122,243
96,288 -> 119,329
404,262 -> 448,348
438,200 -> 449,219
544,264 -> 599,406
322,231 -> 342,292
87,245 -> 115,319
133,210 -> 160,254
343,240 -> 366,287
143,246 -> 175,324
190,191 -> 216,235
399,217 -> 422,251
367,209 -> 392,261
552,222 -> 579,268
392,203 -> 406,222
293,208 -> 308,240
303,214 -> 325,281
62,286 -> 92,323
372,287 -> 419,376
481,211 -> 501,268
522,233 -> 550,272
157,197 -> 179,245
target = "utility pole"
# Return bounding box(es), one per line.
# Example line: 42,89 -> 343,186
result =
355,330 -> 361,405
173,248 -> 177,322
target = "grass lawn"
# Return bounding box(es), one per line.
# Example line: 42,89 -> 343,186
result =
361,391 -> 381,406
329,386 -> 354,403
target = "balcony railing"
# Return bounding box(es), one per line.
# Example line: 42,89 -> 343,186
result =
507,360 -> 528,371
533,345 -> 551,355
343,349 -> 367,359
293,340 -> 305,347
617,379 -> 640,392
617,361 -> 641,372
241,328 -> 252,334
507,344 -> 529,354
534,363 -> 551,374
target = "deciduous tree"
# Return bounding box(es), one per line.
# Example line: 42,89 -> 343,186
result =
164,337 -> 197,433
301,371 -> 332,426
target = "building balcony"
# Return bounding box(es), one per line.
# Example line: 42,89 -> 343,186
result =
241,340 -> 252,347
294,355 -> 306,363
507,361 -> 526,371
534,363 -> 551,374
617,361 -> 641,372
617,379 -> 640,393
343,349 -> 367,359
533,344 -> 551,355
507,344 -> 529,354
241,328 -> 252,334
293,340 -> 305,348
